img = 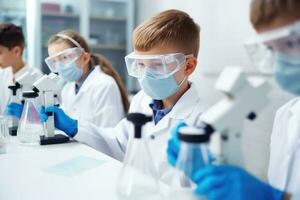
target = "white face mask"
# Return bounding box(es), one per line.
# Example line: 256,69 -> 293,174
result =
138,69 -> 187,100
273,53 -> 300,95
57,59 -> 83,82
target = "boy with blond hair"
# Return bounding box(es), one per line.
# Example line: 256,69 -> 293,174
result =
40,9 -> 206,182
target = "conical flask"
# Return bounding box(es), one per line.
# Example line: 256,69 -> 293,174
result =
17,91 -> 45,144
116,113 -> 162,200
168,126 -> 211,200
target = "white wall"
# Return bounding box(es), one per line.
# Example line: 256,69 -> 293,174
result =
136,0 -> 294,180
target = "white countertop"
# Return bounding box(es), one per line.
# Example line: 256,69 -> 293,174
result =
0,137 -> 122,200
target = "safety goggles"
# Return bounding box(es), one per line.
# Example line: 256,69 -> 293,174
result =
125,52 -> 193,79
45,47 -> 83,72
244,20 -> 300,73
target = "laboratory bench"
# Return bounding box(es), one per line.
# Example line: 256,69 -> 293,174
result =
0,136 -> 122,200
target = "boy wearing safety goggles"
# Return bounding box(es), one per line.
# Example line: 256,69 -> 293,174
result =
40,9 -> 206,183
167,0 -> 299,199
0,23 -> 42,116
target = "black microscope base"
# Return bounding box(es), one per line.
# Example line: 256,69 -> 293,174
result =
40,134 -> 70,145
9,127 -> 18,136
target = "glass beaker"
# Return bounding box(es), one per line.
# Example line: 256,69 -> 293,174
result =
0,116 -> 9,154
17,91 -> 44,144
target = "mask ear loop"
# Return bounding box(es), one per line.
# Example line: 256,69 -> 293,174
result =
177,54 -> 194,86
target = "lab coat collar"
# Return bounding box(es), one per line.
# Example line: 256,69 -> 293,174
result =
149,82 -> 201,135
168,82 -> 200,120
74,65 -> 100,95
14,63 -> 29,80
140,82 -> 200,120
288,98 -> 300,116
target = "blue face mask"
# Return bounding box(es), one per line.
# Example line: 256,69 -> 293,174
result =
57,60 -> 83,82
138,70 -> 186,100
274,54 -> 300,95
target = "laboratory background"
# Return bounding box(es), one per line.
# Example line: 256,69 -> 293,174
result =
0,0 -> 295,193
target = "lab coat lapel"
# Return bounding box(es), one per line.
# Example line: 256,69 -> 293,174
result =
287,101 -> 300,154
276,100 -> 300,189
151,83 -> 200,135
71,67 -> 98,107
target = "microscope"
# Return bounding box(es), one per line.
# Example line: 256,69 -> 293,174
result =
33,73 -> 69,145
16,71 -> 43,92
7,71 -> 42,136
190,67 -> 271,167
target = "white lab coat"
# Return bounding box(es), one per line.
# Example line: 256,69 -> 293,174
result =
74,83 -> 206,183
0,65 -> 42,115
61,66 -> 125,128
268,97 -> 300,199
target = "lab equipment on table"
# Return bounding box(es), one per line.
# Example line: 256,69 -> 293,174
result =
33,73 -> 69,145
168,126 -> 210,200
7,82 -> 21,136
191,66 -> 271,166
0,116 -> 9,154
16,71 -> 43,92
117,113 -> 162,200
6,71 -> 43,136
17,91 -> 44,144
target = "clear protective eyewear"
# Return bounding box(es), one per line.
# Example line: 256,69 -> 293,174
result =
244,20 -> 300,73
125,52 -> 193,79
45,47 -> 83,72
44,33 -> 84,72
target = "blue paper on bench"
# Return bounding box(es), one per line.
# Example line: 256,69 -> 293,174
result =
45,155 -> 106,177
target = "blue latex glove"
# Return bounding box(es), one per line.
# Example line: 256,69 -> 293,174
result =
192,165 -> 285,200
39,106 -> 78,137
166,122 -> 187,166
5,102 -> 24,118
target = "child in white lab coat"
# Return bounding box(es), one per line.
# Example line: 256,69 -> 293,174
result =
40,9 -> 206,183
0,23 -> 42,115
43,30 -> 129,128
167,0 -> 300,199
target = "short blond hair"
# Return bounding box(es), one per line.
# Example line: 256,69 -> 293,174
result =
250,0 -> 300,30
133,9 -> 200,57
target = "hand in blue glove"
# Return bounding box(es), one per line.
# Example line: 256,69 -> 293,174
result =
39,106 -> 78,137
192,165 -> 285,200
166,122 -> 187,166
5,102 -> 24,118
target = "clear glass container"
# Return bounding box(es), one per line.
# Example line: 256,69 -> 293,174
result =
0,116 -> 9,154
168,126 -> 211,200
17,91 -> 44,144
116,113 -> 162,200
117,138 -> 161,200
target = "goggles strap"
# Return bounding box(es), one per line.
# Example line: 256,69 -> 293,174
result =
56,33 -> 83,50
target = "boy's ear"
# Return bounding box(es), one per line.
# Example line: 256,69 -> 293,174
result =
184,57 -> 197,76
11,46 -> 22,57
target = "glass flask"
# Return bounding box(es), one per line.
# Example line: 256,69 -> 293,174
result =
168,126 -> 211,200
17,91 -> 44,144
0,116 -> 9,154
116,113 -> 162,200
